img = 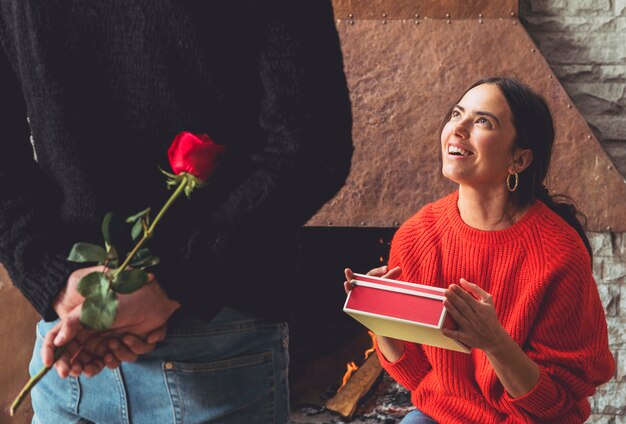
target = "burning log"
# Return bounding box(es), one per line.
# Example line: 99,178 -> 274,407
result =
325,352 -> 383,418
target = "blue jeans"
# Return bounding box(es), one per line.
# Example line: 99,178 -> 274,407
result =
29,308 -> 290,424
400,409 -> 438,424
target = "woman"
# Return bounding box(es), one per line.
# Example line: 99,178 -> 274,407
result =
345,77 -> 614,423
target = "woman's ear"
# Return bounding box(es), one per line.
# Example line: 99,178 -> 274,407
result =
510,148 -> 533,173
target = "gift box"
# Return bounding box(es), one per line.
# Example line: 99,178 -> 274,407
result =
344,273 -> 470,353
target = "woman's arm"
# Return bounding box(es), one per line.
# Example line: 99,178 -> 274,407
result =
443,279 -> 540,398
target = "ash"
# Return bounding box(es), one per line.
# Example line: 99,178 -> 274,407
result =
353,373 -> 414,423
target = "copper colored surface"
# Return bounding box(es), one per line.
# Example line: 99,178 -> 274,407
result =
332,0 -> 518,19
0,265 -> 38,423
308,19 -> 626,231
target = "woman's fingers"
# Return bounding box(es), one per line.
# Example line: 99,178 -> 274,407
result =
366,265 -> 388,277
382,266 -> 401,280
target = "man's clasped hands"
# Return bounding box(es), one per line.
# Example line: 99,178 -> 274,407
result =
43,266 -> 180,378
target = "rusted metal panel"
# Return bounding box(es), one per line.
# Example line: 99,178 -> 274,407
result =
0,266 -> 38,424
308,19 -> 626,231
332,0 -> 519,20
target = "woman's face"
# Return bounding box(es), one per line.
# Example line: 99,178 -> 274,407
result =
440,83 -> 518,190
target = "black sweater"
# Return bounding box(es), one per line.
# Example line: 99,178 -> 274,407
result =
0,0 -> 353,321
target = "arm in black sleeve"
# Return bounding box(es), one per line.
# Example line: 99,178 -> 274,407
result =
0,42 -> 80,320
157,0 -> 353,306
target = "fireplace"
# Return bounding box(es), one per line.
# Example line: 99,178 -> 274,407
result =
287,227 -> 413,423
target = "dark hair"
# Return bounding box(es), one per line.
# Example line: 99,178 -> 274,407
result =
442,77 -> 592,258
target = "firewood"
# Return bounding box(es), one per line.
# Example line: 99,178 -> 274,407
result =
325,353 -> 383,418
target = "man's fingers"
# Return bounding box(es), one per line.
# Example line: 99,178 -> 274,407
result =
54,310 -> 84,347
108,338 -> 139,362
121,334 -> 158,356
146,325 -> 167,345
42,321 -> 63,367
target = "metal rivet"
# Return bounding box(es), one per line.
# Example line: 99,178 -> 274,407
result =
479,19 -> 484,24
327,221 -> 333,226
393,221 -> 400,227
382,19 -> 387,24
531,48 -> 536,52
349,20 -> 354,25
414,19 -> 420,24
349,13 -> 353,18
445,13 -> 450,18
361,221 -> 367,226
513,20 -> 517,25
587,135 -> 592,140
414,13 -> 420,18
607,165 -> 613,170
446,19 -> 451,24
548,75 -> 552,79
478,13 -> 483,18
382,13 -> 387,18
165,362 -> 174,370
511,12 -> 516,17
567,104 -> 572,109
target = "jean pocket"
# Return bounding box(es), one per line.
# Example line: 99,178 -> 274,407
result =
163,351 -> 276,424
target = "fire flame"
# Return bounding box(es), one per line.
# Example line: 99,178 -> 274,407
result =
336,331 -> 378,393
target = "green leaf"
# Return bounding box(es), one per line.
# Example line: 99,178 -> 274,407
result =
131,219 -> 143,241
98,246 -> 119,268
111,269 -> 148,294
80,289 -> 118,331
67,243 -> 107,263
76,271 -> 109,298
126,207 -> 151,224
133,255 -> 160,269
101,212 -> 114,248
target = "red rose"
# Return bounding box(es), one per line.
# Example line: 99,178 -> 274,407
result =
168,132 -> 226,181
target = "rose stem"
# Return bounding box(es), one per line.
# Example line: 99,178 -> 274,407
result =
112,173 -> 189,277
10,345 -> 67,416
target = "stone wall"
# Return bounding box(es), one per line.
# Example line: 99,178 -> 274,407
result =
588,232 -> 626,422
519,3 -> 626,419
520,0 -> 626,177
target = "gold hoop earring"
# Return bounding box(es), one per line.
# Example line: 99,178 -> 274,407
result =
506,173 -> 519,192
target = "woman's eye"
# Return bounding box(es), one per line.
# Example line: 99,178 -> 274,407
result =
450,110 -> 461,120
477,117 -> 492,127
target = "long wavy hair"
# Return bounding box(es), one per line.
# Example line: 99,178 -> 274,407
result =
441,77 -> 592,258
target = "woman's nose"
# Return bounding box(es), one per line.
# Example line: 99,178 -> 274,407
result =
453,122 -> 470,140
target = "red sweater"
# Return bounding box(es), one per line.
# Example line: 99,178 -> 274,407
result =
377,192 -> 615,423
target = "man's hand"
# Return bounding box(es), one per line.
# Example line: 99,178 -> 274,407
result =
43,277 -> 179,378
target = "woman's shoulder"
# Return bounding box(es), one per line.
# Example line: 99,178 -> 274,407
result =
532,200 -> 591,269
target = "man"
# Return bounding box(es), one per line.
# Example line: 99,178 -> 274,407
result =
0,1 -> 352,422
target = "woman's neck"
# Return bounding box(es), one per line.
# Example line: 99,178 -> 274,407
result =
457,185 -> 527,231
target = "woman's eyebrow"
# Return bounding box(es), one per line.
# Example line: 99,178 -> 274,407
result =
455,104 -> 500,126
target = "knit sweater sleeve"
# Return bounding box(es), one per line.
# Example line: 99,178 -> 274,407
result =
156,0 -> 353,307
375,217 -> 432,391
0,43 -> 81,320
504,243 -> 615,418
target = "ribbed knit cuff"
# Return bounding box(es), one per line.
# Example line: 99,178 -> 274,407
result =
505,368 -> 562,415
376,342 -> 429,391
30,252 -> 83,322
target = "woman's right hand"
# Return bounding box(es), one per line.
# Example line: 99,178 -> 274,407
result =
343,265 -> 402,294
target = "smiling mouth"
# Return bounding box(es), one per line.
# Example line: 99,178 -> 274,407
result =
447,145 -> 473,156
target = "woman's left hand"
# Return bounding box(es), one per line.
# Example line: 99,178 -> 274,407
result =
442,278 -> 508,352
